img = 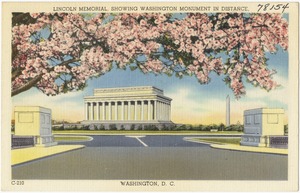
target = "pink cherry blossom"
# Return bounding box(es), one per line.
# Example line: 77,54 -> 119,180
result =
11,13 -> 288,98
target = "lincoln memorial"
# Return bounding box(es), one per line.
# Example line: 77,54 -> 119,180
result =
82,86 -> 172,127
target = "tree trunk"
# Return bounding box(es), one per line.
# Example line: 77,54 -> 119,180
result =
11,74 -> 42,96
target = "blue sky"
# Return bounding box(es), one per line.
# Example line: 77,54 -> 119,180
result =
12,47 -> 288,125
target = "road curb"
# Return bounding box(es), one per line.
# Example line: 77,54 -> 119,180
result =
210,144 -> 288,155
54,135 -> 94,142
184,137 -> 288,155
183,137 -> 225,145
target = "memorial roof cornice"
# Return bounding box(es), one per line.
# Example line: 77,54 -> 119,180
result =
93,86 -> 163,95
84,94 -> 172,101
84,86 -> 172,101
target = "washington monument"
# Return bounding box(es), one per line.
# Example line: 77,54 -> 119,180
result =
226,95 -> 230,127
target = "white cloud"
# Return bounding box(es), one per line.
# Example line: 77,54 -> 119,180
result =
167,88 -> 228,124
166,84 -> 283,125
245,75 -> 288,105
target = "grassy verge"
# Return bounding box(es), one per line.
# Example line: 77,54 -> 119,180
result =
54,135 -> 91,142
191,138 -> 241,145
52,130 -> 242,135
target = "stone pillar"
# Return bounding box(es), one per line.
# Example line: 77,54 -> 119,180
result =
108,102 -> 112,120
156,101 -> 159,120
163,102 -> 165,121
141,100 -> 144,121
115,102 -> 118,120
157,101 -> 161,120
134,101 -> 137,120
161,103 -> 166,120
122,101 -> 124,121
148,100 -> 151,120
168,103 -> 171,121
165,103 -> 168,121
102,102 -> 105,120
241,108 -> 285,147
96,102 -> 99,120
161,102 -> 163,120
14,106 -> 57,147
154,100 -> 157,120
85,102 -> 88,120
128,101 -> 131,120
165,103 -> 167,121
161,102 -> 164,121
158,101 -> 161,120
91,102 -> 94,120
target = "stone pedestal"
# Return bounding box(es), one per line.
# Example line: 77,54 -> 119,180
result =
14,106 -> 57,147
240,108 -> 284,147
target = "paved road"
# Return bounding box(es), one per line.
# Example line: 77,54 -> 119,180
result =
12,135 -> 287,180
56,135 -> 238,147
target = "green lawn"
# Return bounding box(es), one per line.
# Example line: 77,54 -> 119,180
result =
192,138 -> 241,145
54,135 -> 91,142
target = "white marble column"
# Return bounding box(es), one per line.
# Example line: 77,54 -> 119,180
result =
108,102 -> 112,120
141,100 -> 144,121
162,102 -> 164,121
102,102 -> 105,120
169,104 -> 171,121
165,103 -> 168,121
121,101 -> 124,121
115,102 -> 118,120
164,103 -> 166,121
160,102 -> 164,120
159,101 -> 162,120
154,100 -> 157,120
162,102 -> 164,120
91,103 -> 94,120
85,102 -> 88,120
134,101 -> 137,120
156,101 -> 159,120
128,101 -> 131,120
148,100 -> 151,120
96,102 -> 99,120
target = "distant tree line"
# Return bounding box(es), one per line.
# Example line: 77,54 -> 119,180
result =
10,121 -> 289,134
52,123 -> 245,132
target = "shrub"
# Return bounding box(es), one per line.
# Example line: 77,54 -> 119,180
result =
137,125 -> 143,130
225,124 -> 243,132
284,124 -> 288,135
89,124 -> 95,130
144,125 -> 159,131
11,125 -> 15,132
176,125 -> 186,131
218,123 -> 225,131
161,124 -> 169,131
130,124 -> 135,130
168,124 -> 177,131
109,124 -> 117,130
120,125 -> 125,130
186,124 -> 193,130
83,125 -> 90,130
99,124 -> 105,130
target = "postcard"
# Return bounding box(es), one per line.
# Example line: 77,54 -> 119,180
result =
1,1 -> 299,191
